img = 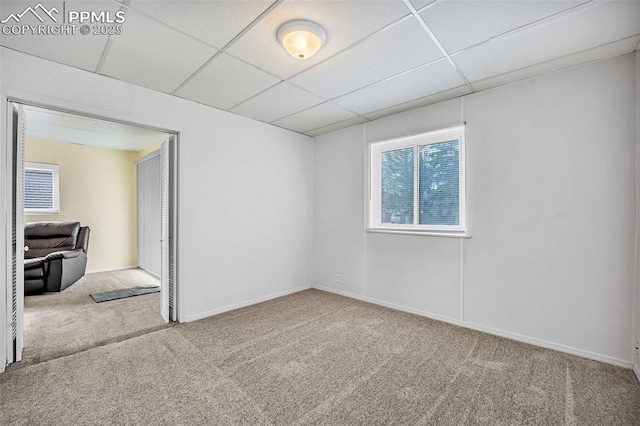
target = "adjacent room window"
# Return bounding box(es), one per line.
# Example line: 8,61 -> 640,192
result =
24,162 -> 60,214
369,125 -> 465,234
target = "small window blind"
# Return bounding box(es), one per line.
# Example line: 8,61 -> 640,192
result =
24,162 -> 59,214
418,140 -> 460,226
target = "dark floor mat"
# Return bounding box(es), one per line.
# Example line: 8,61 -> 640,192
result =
91,286 -> 160,303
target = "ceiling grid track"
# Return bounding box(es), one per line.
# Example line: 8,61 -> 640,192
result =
96,0 -> 132,73
112,0 -> 225,51
466,0 -> 598,52
401,0 -> 474,92
172,0 -> 286,95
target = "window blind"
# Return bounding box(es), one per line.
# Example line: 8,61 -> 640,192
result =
418,140 -> 460,226
24,163 -> 59,213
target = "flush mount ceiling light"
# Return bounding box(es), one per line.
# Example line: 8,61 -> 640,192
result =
277,20 -> 327,60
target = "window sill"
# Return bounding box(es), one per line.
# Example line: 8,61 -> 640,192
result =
367,228 -> 471,239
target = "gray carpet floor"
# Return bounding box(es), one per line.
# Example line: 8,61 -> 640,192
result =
2,287 -> 640,425
20,268 -> 165,366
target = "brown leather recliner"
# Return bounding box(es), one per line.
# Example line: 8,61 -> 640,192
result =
24,222 -> 90,295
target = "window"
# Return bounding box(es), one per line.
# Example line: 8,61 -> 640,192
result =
369,125 -> 465,234
24,162 -> 59,214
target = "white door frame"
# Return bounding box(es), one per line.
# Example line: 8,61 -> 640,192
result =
1,95 -> 6,372
0,93 -> 182,371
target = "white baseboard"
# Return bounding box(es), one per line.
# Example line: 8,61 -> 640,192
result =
313,284 -> 461,325
634,364 -> 640,383
461,321 -> 632,369
313,284 -> 633,369
183,284 -> 312,323
137,267 -> 160,278
86,265 -> 138,274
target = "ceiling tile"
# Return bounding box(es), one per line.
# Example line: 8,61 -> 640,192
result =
24,105 -> 165,151
85,131 -> 160,151
332,59 -> 464,114
230,82 -> 324,123
422,0 -> 588,54
24,106 -> 98,131
410,0 -> 438,11
0,1 -> 120,71
471,35 -> 640,93
290,17 -> 443,99
453,1 -> 640,82
272,102 -> 358,133
127,0 -> 274,49
175,53 -> 280,110
25,122 -> 91,145
92,120 -> 165,139
85,132 -> 132,150
99,9 -> 217,93
226,0 -> 411,79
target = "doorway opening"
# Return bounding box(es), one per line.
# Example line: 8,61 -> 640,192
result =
5,101 -> 179,366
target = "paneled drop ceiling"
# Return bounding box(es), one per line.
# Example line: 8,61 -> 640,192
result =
23,105 -> 166,151
1,0 -> 639,137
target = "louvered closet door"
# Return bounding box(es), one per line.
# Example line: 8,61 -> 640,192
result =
167,135 -> 177,321
157,134 -> 177,323
7,103 -> 25,363
136,153 -> 161,277
160,137 -> 169,323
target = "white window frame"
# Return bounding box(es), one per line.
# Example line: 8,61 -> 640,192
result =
368,125 -> 466,236
24,162 -> 60,215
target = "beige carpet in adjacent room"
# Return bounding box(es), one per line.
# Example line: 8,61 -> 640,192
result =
19,268 -> 167,366
2,289 -> 639,425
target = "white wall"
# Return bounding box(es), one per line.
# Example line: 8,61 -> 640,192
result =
314,53 -> 636,367
0,48 -> 314,326
25,138 -> 139,272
